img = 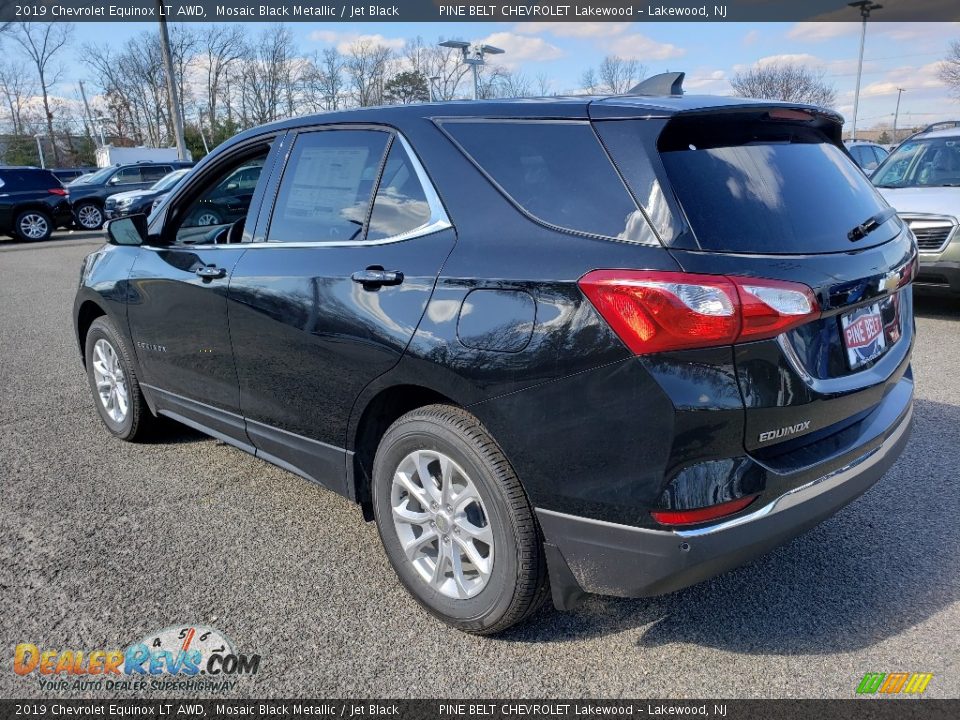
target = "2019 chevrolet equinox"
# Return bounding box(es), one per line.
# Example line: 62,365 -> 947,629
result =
74,83 -> 916,634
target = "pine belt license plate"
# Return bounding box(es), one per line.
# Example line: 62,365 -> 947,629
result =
841,303 -> 887,369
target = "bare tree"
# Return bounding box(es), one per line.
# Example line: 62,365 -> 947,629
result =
201,25 -> 245,130
239,25 -> 297,124
302,48 -> 346,112
10,22 -> 74,165
581,56 -> 645,95
939,40 -> 960,100
731,62 -> 837,107
535,72 -> 552,97
345,38 -> 393,107
488,70 -> 533,99
0,60 -> 36,135
598,56 -> 644,94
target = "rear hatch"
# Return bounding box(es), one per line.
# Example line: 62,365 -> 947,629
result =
592,103 -> 915,457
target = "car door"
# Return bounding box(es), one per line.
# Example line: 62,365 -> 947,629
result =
227,126 -> 456,494
126,136 -> 282,448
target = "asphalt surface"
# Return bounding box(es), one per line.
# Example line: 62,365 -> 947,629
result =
1,232 -> 958,699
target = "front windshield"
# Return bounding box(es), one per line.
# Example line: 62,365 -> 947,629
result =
872,136 -> 960,188
70,167 -> 115,186
151,169 -> 189,192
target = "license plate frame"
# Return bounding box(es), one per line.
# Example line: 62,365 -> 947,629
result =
840,302 -> 887,370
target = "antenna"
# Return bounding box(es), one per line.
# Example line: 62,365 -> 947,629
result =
627,72 -> 685,97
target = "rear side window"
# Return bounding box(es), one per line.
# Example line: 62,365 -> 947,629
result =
660,130 -> 897,254
141,165 -> 171,182
0,169 -> 59,190
441,120 -> 645,241
267,129 -> 389,243
367,141 -> 431,241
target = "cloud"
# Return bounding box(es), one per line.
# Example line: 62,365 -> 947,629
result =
742,30 -> 759,46
309,31 -> 406,54
684,69 -> 730,94
473,32 -> 564,69
607,33 -> 685,61
512,22 -> 631,39
861,61 -> 945,97
787,23 -> 858,42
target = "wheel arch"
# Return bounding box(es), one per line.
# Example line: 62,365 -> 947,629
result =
349,383 -> 460,518
76,299 -> 108,364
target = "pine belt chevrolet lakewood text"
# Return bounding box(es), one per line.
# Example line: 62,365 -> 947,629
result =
74,80 -> 916,634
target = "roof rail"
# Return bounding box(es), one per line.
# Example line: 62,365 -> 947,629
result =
921,120 -> 960,133
626,72 -> 684,97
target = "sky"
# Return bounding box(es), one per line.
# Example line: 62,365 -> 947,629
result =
41,20 -> 960,133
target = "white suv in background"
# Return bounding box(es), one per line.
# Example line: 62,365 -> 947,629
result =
872,126 -> 960,295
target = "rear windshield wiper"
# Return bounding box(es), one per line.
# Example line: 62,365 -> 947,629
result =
847,207 -> 897,242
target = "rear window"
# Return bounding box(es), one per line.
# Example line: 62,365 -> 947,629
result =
441,120 -> 648,242
0,169 -> 61,190
660,132 -> 898,254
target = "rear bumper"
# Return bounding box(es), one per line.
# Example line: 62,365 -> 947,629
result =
538,394 -> 913,606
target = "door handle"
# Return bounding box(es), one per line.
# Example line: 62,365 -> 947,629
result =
351,269 -> 404,287
196,265 -> 227,280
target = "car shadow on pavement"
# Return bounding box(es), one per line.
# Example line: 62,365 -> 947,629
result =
149,418 -> 209,445
500,398 -> 959,652
913,292 -> 960,319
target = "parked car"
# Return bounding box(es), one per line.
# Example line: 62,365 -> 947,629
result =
105,168 -> 192,220
872,125 -> 960,294
50,167 -> 96,183
75,86 -> 916,634
0,166 -> 72,241
68,161 -> 193,230
845,140 -> 889,173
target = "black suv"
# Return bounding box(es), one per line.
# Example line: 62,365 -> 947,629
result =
68,161 -> 192,230
74,86 -> 915,634
0,167 -> 72,241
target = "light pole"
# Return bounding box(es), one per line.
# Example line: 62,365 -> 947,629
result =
34,134 -> 45,169
439,40 -> 506,100
849,1 -> 882,141
157,0 -> 188,160
428,75 -> 440,103
892,87 -> 905,144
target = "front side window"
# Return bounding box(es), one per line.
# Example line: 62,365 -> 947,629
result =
367,142 -> 432,241
872,136 -> 960,188
441,120 -> 644,241
113,167 -> 142,185
172,146 -> 270,245
267,129 -> 389,243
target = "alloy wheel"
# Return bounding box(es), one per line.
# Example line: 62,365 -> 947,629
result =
196,212 -> 220,226
77,205 -> 103,229
18,213 -> 49,240
390,449 -> 494,599
92,339 -> 129,424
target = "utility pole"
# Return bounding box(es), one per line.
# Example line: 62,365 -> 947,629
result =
892,87 -> 905,144
157,1 -> 188,160
78,80 -> 99,147
35,135 -> 45,168
849,1 -> 882,140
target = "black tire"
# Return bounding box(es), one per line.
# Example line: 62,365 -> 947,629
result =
372,404 -> 548,635
84,316 -> 154,441
74,201 -> 104,230
14,209 -> 53,241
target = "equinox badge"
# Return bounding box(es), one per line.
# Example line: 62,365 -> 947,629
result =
759,421 -> 811,443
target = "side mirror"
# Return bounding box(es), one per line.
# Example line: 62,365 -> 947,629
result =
106,214 -> 148,246
108,176 -> 121,185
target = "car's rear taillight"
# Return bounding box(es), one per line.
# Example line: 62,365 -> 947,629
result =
578,270 -> 820,355
650,494 -> 759,526
48,188 -> 68,196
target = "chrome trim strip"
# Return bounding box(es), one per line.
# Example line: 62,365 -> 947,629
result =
536,403 -> 912,540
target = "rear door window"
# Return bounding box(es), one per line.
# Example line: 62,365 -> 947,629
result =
440,120 -> 647,242
267,129 -> 389,244
660,134 -> 898,254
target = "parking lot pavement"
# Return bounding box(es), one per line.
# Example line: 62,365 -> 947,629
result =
1,241 -> 958,700
0,229 -> 105,252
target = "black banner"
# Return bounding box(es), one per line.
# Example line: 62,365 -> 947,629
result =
1,0 -> 959,23
1,700 -> 958,719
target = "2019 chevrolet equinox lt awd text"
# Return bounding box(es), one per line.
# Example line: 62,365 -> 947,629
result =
74,83 -> 916,634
